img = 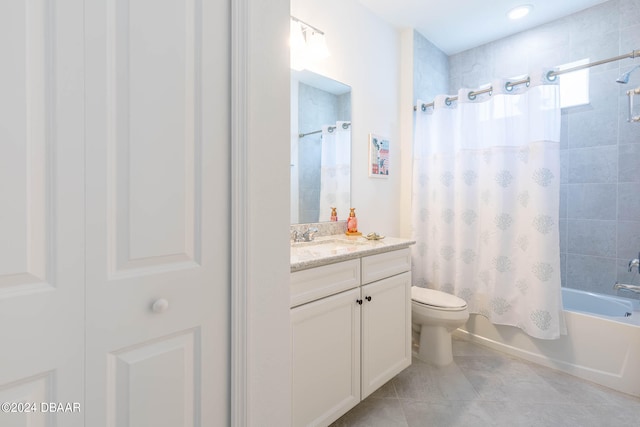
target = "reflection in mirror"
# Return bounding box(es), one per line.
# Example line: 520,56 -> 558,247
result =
291,70 -> 351,224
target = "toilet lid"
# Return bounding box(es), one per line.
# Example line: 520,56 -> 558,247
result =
411,286 -> 467,309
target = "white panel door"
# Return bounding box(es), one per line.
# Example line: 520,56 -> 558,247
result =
84,1 -> 230,425
0,1 -> 84,426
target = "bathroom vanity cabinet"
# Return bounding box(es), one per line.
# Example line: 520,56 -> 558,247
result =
290,247 -> 412,427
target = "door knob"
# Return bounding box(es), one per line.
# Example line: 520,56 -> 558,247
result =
151,298 -> 169,313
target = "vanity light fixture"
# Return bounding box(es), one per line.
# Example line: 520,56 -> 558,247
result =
507,4 -> 533,20
290,16 -> 330,70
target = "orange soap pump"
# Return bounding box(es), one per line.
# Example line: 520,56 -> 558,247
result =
346,208 -> 362,236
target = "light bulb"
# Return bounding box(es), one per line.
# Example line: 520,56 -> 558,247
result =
307,31 -> 330,61
290,20 -> 308,70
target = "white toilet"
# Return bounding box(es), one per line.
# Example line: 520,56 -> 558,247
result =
411,286 -> 469,366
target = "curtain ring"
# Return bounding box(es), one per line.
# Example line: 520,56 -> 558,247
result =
445,97 -> 452,106
505,82 -> 514,92
421,103 -> 427,112
546,70 -> 558,81
328,127 -> 335,133
525,77 -> 531,87
468,92 -> 477,101
342,122 -> 350,129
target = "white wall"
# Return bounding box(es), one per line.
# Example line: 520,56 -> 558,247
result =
291,0 -> 404,236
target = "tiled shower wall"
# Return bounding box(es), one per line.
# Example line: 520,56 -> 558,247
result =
413,31 -> 449,107
415,0 -> 640,297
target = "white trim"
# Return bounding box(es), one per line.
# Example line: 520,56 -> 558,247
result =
231,0 -> 248,425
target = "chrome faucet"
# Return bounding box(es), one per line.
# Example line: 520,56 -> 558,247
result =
629,256 -> 640,273
301,227 -> 318,242
613,283 -> 640,294
291,227 -> 319,243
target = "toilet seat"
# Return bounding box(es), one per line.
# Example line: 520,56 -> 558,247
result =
411,286 -> 467,311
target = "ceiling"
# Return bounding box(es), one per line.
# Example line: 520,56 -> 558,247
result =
357,0 -> 608,55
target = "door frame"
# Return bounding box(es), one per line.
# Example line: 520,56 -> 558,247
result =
231,0 -> 248,423
231,0 -> 292,425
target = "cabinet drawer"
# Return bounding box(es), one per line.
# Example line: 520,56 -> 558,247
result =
290,259 -> 360,307
361,248 -> 411,284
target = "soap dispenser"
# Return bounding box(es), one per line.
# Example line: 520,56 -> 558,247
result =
346,208 -> 362,236
330,207 -> 338,222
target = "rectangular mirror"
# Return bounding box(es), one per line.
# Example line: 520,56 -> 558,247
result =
291,70 -> 351,224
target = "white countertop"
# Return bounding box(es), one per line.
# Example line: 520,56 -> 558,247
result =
290,234 -> 415,272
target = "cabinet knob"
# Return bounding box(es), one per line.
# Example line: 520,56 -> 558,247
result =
356,299 -> 363,305
151,298 -> 169,313
365,296 -> 372,302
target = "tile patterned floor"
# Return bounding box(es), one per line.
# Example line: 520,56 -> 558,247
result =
330,338 -> 640,427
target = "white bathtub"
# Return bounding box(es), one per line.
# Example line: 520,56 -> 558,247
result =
562,287 -> 638,318
454,287 -> 640,397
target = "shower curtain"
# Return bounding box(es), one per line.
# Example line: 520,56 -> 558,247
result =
411,70 -> 566,339
319,121 -> 350,221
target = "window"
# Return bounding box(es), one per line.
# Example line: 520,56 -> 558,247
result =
558,58 -> 590,108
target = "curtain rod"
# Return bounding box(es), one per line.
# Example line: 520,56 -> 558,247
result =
299,122 -> 351,138
413,49 -> 640,111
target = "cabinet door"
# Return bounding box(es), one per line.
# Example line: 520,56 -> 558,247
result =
291,288 -> 361,427
361,272 -> 411,398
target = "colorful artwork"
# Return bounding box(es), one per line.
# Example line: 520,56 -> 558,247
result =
369,134 -> 390,178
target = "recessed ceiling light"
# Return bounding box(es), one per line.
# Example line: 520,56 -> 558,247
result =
507,4 -> 533,20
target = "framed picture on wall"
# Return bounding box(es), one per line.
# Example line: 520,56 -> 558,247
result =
368,133 -> 390,178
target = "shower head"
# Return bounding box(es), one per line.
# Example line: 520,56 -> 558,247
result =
616,64 -> 640,84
